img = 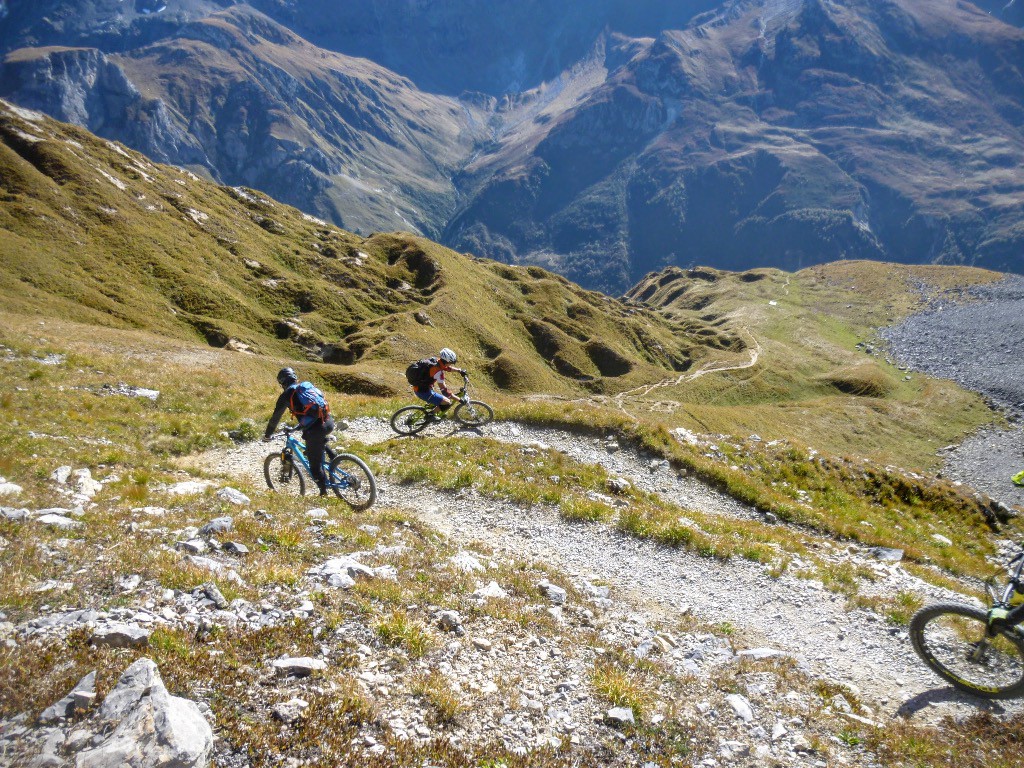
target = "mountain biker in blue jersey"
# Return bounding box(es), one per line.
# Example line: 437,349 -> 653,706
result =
413,348 -> 466,416
263,367 -> 335,496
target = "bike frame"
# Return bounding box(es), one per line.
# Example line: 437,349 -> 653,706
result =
420,372 -> 472,413
987,548 -> 1024,630
279,427 -> 335,482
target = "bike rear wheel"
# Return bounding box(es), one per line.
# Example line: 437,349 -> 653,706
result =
909,602 -> 1024,699
453,399 -> 493,428
264,453 -> 307,496
390,405 -> 431,435
328,454 -> 377,510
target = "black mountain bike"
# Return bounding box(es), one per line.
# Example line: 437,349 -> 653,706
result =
390,371 -> 494,436
264,426 -> 377,509
909,543 -> 1024,698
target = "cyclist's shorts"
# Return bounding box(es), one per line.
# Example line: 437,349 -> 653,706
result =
414,388 -> 447,407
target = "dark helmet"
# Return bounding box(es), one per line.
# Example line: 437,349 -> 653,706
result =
277,367 -> 298,387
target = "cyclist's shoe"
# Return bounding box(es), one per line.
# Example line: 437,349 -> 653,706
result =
423,412 -> 438,423
1012,469 -> 1024,487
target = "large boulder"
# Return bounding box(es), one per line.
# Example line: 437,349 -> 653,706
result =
75,658 -> 213,768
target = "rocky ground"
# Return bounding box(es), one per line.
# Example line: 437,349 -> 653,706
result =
201,417 -> 1018,720
881,275 -> 1024,509
8,282 -> 1024,766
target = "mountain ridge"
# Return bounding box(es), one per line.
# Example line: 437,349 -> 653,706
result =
2,1 -> 1023,292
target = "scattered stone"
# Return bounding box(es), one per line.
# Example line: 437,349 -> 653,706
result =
201,582 -> 229,610
373,565 -> 399,581
175,538 -> 208,555
471,637 -> 493,652
326,572 -> 356,589
725,694 -> 754,722
91,624 -> 151,649
538,580 -> 567,605
0,479 -> 23,497
199,516 -> 234,535
309,556 -> 375,582
223,541 -> 249,555
35,513 -> 82,530
438,611 -> 464,634
273,697 -> 309,724
51,466 -> 73,485
1,507 -> 29,521
119,575 -> 142,593
449,552 -> 486,573
39,671 -> 97,723
272,657 -> 326,678
931,534 -> 952,546
607,477 -> 631,494
738,648 -> 784,661
70,469 -> 103,502
471,581 -> 508,600
215,488 -> 249,506
75,658 -> 212,768
164,480 -> 216,496
869,547 -> 904,563
605,707 -> 635,727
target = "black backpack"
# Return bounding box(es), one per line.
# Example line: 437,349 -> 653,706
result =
405,357 -> 437,388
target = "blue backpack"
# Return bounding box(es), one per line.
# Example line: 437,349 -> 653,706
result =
288,382 -> 330,426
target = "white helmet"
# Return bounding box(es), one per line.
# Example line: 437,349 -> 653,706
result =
439,347 -> 457,364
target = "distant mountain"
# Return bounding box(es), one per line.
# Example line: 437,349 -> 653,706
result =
444,0 -> 1024,291
1,1 -> 1022,293
0,6 -> 486,237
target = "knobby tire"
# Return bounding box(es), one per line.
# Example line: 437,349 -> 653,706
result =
453,399 -> 493,428
391,405 -> 430,435
264,452 -> 306,497
328,454 -> 377,510
909,602 -> 1024,699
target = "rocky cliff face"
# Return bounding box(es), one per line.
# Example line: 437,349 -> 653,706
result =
1,6 -> 486,236
445,0 -> 1024,291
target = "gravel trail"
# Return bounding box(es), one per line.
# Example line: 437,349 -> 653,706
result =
196,417 -> 1018,723
882,275 -> 1024,509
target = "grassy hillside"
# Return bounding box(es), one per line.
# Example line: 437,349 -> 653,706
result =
2,101 -> 1024,768
0,98 -> 738,400
624,262 -> 1001,468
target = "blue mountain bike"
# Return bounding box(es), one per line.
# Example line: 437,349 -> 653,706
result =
264,426 -> 377,509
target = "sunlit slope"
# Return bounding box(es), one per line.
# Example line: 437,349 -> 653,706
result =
0,99 -> 736,397
623,262 -> 1002,467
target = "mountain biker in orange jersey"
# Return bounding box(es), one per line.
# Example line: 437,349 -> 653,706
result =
262,367 -> 335,496
413,348 -> 466,415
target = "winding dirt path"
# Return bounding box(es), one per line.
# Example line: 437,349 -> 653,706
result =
192,417 -> 1018,725
613,328 -> 762,419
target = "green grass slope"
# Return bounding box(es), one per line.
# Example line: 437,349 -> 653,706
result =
624,262 -> 1002,468
0,98 -> 735,399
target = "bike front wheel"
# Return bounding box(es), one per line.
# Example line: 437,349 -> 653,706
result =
390,405 -> 430,435
909,602 -> 1024,699
328,454 -> 377,510
264,453 -> 307,496
453,399 -> 493,428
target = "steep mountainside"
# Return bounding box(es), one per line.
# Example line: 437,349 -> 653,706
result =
1,1 -> 1022,294
0,98 -> 736,397
447,0 -> 1024,291
0,6 -> 487,236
